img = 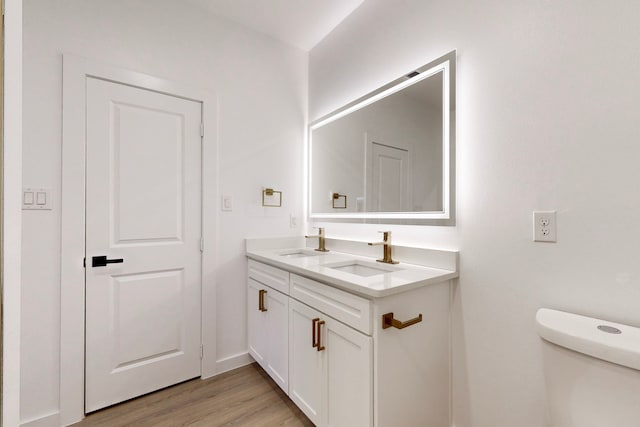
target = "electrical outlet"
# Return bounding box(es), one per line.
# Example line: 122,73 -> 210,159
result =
533,211 -> 557,242
289,214 -> 297,228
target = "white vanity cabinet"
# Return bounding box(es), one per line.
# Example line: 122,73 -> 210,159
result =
288,300 -> 323,424
247,256 -> 452,427
289,298 -> 372,427
288,273 -> 373,426
247,261 -> 290,393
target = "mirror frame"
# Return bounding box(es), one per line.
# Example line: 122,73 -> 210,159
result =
307,50 -> 456,225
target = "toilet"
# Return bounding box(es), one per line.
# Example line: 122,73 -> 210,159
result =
536,308 -> 640,427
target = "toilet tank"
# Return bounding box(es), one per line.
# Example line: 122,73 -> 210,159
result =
536,308 -> 640,427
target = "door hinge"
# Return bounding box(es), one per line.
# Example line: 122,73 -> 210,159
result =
200,237 -> 204,252
83,257 -> 86,268
200,344 -> 204,359
200,123 -> 204,138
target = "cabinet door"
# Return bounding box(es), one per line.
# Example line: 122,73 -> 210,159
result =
265,287 -> 289,392
247,279 -> 268,369
289,300 -> 323,425
323,317 -> 372,427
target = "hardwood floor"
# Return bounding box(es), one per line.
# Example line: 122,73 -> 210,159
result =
73,363 -> 314,427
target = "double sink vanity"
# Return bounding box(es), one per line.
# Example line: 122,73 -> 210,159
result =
246,232 -> 459,427
247,49 -> 459,426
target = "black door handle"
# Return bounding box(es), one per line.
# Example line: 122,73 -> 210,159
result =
92,255 -> 124,267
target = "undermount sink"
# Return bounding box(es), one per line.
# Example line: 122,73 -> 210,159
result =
279,250 -> 321,258
324,260 -> 401,277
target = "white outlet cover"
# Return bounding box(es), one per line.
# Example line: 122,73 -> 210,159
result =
533,211 -> 557,242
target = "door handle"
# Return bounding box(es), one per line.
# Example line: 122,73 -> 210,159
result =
312,318 -> 320,348
316,320 -> 326,352
258,289 -> 268,312
91,255 -> 124,268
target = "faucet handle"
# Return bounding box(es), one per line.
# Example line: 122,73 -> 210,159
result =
306,227 -> 329,252
370,231 -> 398,264
377,231 -> 392,241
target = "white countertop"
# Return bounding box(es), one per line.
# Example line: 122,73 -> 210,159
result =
246,246 -> 459,298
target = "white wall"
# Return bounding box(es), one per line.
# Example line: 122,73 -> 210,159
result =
310,1 -> 640,426
22,0 -> 306,423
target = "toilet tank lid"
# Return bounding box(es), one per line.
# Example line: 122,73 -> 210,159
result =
536,308 -> 640,372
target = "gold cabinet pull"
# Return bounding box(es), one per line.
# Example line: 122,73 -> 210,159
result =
382,312 -> 422,330
258,289 -> 268,312
316,320 -> 326,351
312,318 -> 320,348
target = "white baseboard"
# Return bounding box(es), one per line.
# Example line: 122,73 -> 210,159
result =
20,411 -> 60,427
207,351 -> 253,378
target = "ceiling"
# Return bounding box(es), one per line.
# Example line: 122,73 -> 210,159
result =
183,0 -> 365,51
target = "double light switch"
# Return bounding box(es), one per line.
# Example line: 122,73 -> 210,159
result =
23,188 -> 52,210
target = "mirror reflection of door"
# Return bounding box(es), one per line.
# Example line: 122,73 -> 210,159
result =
367,140 -> 411,212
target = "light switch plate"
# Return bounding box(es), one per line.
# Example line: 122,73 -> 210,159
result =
23,188 -> 53,210
222,195 -> 233,211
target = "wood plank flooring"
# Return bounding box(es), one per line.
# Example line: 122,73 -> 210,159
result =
73,363 -> 314,427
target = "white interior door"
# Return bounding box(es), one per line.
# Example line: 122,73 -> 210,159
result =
85,77 -> 202,412
368,142 -> 410,212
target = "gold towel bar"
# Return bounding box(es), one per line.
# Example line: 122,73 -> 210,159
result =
331,193 -> 347,209
262,188 -> 282,207
382,312 -> 422,330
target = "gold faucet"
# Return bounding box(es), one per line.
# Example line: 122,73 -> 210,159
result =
368,231 -> 398,264
305,227 -> 329,252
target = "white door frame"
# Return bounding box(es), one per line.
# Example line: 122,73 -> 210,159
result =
2,1 -> 23,426
61,54 -> 218,426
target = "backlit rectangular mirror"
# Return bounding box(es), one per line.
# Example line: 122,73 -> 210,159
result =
308,50 -> 455,225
